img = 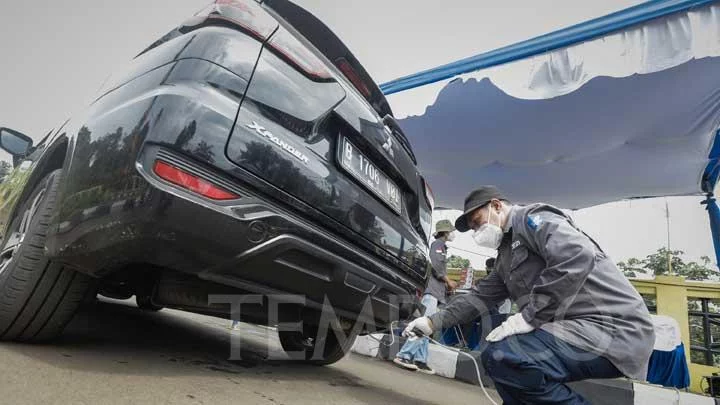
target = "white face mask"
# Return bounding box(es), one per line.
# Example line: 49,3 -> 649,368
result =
472,206 -> 504,250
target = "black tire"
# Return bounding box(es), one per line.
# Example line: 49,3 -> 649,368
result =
278,323 -> 357,365
0,170 -> 96,342
135,294 -> 163,311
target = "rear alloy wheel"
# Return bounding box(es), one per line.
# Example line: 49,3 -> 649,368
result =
135,276 -> 163,311
0,170 -> 96,342
136,294 -> 163,311
278,323 -> 357,365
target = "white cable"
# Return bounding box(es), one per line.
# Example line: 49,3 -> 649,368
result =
426,336 -> 499,405
366,321 -> 399,347
368,322 -> 498,405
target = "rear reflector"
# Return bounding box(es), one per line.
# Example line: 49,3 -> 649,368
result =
153,160 -> 239,201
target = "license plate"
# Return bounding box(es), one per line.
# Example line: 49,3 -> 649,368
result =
339,136 -> 402,214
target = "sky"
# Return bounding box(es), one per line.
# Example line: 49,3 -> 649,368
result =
0,0 -> 714,269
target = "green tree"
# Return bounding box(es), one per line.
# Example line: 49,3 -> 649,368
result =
0,161 -> 12,181
678,256 -> 715,281
643,247 -> 686,276
617,257 -> 644,278
619,248 -> 716,281
447,255 -> 470,269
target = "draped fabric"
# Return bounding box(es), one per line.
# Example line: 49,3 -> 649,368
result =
382,2 -> 720,210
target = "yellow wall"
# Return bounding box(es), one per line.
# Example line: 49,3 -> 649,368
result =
631,276 -> 720,393
447,267 -> 464,282
446,268 -> 486,283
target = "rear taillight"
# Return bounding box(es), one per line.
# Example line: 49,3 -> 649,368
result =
268,26 -> 333,81
193,1 -> 333,81
335,57 -> 371,97
153,160 -> 239,201
423,177 -> 435,211
195,0 -> 278,41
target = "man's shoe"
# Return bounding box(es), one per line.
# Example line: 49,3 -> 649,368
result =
414,362 -> 436,375
393,357 -> 418,371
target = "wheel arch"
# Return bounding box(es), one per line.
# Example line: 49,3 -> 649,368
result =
4,136 -> 70,241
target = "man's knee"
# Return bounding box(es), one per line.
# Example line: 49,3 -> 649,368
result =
481,338 -> 545,389
481,340 -> 511,371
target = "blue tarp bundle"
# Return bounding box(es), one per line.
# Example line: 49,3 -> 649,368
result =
647,343 -> 691,389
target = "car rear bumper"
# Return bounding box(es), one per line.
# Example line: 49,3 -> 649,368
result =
47,146 -> 421,325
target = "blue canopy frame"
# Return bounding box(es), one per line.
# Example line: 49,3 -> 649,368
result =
381,0 -> 720,267
381,0 -> 717,95
703,131 -> 720,266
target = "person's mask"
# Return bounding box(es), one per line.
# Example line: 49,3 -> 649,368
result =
447,232 -> 456,242
472,206 -> 504,250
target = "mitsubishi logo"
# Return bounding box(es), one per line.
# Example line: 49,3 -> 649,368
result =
382,126 -> 395,158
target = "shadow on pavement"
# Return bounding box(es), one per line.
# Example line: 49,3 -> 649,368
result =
1,299 -> 442,405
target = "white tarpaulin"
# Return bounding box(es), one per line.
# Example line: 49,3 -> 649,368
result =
383,1 -> 720,210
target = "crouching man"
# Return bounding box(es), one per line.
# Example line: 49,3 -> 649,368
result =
405,186 -> 655,404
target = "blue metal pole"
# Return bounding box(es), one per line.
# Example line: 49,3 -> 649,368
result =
380,0 -> 716,95
702,194 -> 720,269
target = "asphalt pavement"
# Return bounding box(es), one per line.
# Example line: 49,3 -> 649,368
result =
0,298 -> 499,405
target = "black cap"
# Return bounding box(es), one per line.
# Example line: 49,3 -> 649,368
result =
454,186 -> 507,232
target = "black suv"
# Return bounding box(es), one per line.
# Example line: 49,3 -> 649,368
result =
0,0 -> 433,364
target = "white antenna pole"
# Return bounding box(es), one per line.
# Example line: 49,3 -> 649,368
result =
666,198 -> 672,276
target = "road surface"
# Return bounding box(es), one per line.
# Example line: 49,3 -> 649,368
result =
0,298 -> 500,404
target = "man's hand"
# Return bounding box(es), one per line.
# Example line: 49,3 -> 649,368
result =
486,313 -> 535,342
446,279 -> 458,291
402,316 -> 433,338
